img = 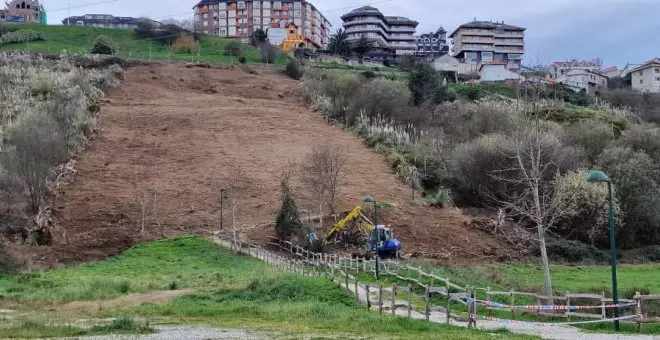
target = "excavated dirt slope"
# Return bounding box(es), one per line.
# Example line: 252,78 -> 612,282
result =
14,64 -> 517,267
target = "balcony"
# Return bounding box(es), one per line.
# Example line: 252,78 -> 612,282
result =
344,18 -> 384,26
495,46 -> 524,54
462,36 -> 494,43
494,31 -> 524,38
345,26 -> 388,38
494,38 -> 524,46
389,27 -> 416,33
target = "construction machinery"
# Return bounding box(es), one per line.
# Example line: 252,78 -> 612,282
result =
323,205 -> 401,258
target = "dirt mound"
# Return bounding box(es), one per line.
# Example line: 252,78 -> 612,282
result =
11,63 -> 517,267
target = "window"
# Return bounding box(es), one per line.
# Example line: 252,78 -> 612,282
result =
237,1 -> 246,9
253,1 -> 261,8
656,77 -> 660,81
253,9 -> 260,16
263,1 -> 271,8
228,10 -> 236,16
294,10 -> 301,17
294,1 -> 301,9
656,68 -> 660,73
640,79 -> 644,84
203,21 -> 208,26
274,1 -> 281,8
639,70 -> 643,76
218,11 -> 227,18
253,18 -> 260,25
218,28 -> 227,36
263,9 -> 270,16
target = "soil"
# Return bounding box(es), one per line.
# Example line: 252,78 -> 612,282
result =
58,289 -> 195,314
9,63 -> 521,268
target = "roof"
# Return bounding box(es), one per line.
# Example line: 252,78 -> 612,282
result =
341,5 -> 384,20
602,66 -> 618,72
478,61 -> 506,71
449,20 -> 525,37
629,58 -> 660,73
384,16 -> 418,26
551,60 -> 599,69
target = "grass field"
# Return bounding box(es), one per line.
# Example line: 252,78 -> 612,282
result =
0,237 -> 536,339
0,24 -> 287,64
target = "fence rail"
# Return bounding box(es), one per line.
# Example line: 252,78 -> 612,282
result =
223,234 -> 658,331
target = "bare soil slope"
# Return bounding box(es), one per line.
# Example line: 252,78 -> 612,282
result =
16,64 -> 516,267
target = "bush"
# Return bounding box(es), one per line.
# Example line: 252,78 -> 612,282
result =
562,120 -> 614,164
135,21 -> 195,46
428,188 -> 453,207
617,124 -> 660,163
2,112 -> 68,214
347,78 -> 411,124
275,180 -> 303,240
408,63 -> 453,106
553,170 -> 620,247
285,60 -> 304,80
0,29 -> 44,44
171,34 -> 200,54
534,238 -> 609,263
89,35 -> 116,55
238,55 -> 247,64
359,70 -> 376,80
259,43 -> 280,63
223,40 -> 243,57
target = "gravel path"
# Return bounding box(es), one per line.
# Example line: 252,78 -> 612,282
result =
216,237 -> 658,340
69,326 -> 262,340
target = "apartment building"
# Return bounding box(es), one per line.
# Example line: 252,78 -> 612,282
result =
415,27 -> 449,60
548,60 -> 600,80
0,0 -> 44,23
449,20 -> 525,71
62,14 -> 160,29
630,58 -> 660,93
193,0 -> 331,50
341,6 -> 418,60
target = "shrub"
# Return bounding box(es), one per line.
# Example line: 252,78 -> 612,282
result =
251,28 -> 268,46
534,238 -> 609,263
285,60 -> 304,80
223,40 -> 243,57
135,21 -> 195,46
359,70 -> 376,80
347,78 -> 410,124
553,170 -> 621,247
408,63 -> 452,106
89,35 -> 116,55
562,120 -> 614,164
275,180 -> 303,240
259,43 -> 280,63
0,29 -> 44,44
2,111 -> 68,214
428,188 -> 453,207
238,55 -> 247,64
617,124 -> 660,163
382,58 -> 392,67
171,34 -> 200,54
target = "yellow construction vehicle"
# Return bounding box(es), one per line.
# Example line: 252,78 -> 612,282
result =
323,205 -> 402,258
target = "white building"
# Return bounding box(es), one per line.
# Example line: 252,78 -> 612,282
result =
479,61 -> 522,83
630,58 -> 660,93
449,20 -> 525,71
548,60 -> 600,80
556,68 -> 608,95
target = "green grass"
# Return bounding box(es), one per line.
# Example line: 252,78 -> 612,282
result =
0,237 -> 536,339
0,24 -> 287,65
0,317 -> 153,338
0,236 -> 264,303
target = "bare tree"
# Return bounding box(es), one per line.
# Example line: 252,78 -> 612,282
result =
161,18 -> 194,31
135,187 -> 156,237
223,162 -> 245,247
301,146 -> 346,229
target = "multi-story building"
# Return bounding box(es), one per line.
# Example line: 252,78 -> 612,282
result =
415,27 -> 449,60
548,60 -> 600,80
630,58 -> 660,93
449,20 -> 525,71
341,6 -> 418,60
556,68 -> 608,95
61,14 -> 160,29
0,0 -> 44,24
193,0 -> 331,50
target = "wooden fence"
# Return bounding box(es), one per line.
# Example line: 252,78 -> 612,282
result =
223,235 -> 658,330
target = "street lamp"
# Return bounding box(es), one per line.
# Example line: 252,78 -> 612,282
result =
363,195 -> 379,280
587,170 -> 619,331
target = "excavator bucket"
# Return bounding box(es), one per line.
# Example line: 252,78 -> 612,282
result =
322,205 -> 374,246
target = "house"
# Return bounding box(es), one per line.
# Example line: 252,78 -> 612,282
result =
556,68 -> 608,95
432,54 -> 478,76
280,22 -> 305,52
548,60 -> 600,80
449,20 -> 525,71
341,6 -> 418,60
0,0 -> 44,24
601,66 -> 621,78
479,61 -> 523,84
629,58 -> 660,93
193,0 -> 331,49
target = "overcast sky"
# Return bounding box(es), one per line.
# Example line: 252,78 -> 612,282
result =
42,0 -> 660,67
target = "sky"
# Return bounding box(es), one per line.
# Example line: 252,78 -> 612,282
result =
40,0 -> 660,67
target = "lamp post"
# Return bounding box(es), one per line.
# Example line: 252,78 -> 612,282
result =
220,188 -> 227,231
363,195 -> 379,280
587,170 -> 619,331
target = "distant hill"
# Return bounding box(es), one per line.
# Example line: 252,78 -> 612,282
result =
0,24 -> 285,64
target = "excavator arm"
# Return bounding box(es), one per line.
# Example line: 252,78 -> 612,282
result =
322,205 -> 375,246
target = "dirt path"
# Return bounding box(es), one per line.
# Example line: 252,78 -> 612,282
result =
59,289 -> 195,314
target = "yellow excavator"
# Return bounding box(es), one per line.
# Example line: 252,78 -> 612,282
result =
323,205 -> 402,258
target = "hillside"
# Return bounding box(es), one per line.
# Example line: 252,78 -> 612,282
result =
0,24 -> 285,64
8,63 -> 515,267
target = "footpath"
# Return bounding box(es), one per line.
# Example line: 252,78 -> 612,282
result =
214,236 -> 658,340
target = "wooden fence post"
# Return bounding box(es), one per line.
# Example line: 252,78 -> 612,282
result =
601,291 -> 606,319
379,284 -> 383,315
391,285 -> 397,316
366,285 -> 371,309
345,270 -> 349,291
425,284 -> 430,321
355,278 -> 359,301
510,290 -> 516,320
565,291 -> 571,321
468,287 -> 477,329
446,279 -> 451,324
486,286 -> 491,316
635,291 -> 642,333
407,286 -> 413,318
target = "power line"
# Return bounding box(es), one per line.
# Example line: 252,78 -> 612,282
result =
47,0 -> 120,14
319,0 -> 395,13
